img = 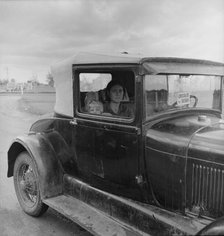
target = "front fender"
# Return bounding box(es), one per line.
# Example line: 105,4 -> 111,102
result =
8,133 -> 63,199
196,217 -> 224,235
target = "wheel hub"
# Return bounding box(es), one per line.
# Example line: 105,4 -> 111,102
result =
20,167 -> 37,196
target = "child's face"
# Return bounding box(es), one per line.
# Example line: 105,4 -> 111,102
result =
88,101 -> 103,114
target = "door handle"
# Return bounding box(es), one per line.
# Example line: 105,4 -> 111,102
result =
103,125 -> 109,131
70,119 -> 77,126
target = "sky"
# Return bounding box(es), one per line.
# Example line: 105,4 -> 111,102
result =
0,0 -> 223,83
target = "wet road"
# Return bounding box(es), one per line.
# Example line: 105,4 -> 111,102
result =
0,95 -> 91,236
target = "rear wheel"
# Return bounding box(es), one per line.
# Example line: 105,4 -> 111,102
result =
13,151 -> 48,216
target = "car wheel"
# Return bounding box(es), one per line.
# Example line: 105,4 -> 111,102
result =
13,151 -> 48,217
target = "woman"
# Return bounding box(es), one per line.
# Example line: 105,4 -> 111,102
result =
103,80 -> 134,118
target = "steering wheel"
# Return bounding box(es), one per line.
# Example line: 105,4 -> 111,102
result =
171,95 -> 198,108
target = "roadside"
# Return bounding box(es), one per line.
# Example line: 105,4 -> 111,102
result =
17,93 -> 56,115
0,95 -> 90,236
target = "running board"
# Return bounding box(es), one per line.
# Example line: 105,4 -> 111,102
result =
62,174 -> 210,235
43,195 -> 147,236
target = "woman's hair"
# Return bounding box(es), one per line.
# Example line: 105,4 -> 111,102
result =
105,80 -> 125,101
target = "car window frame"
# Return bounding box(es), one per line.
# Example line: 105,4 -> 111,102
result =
143,73 -> 224,121
73,64 -> 139,125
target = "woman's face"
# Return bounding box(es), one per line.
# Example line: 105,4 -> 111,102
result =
109,85 -> 124,103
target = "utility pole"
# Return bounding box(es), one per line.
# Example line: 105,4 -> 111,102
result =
21,84 -> 24,95
6,66 -> 9,81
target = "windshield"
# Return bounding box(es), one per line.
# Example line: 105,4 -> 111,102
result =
144,74 -> 222,119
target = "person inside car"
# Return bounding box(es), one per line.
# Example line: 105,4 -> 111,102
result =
84,91 -> 103,114
103,80 -> 134,118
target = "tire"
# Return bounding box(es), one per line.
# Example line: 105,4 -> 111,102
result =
13,151 -> 48,217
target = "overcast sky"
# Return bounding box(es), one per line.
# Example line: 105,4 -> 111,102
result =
0,0 -> 223,83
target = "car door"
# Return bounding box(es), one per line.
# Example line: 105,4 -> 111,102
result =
71,67 -> 142,199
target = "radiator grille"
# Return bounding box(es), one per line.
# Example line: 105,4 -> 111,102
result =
191,163 -> 224,216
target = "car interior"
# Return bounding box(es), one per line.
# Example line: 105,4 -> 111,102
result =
79,70 -> 135,117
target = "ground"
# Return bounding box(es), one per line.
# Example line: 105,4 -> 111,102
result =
0,94 -> 91,236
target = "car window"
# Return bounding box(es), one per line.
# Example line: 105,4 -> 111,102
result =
78,71 -> 135,119
144,74 -> 222,119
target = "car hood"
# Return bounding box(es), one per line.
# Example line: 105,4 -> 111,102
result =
188,124 -> 224,163
146,115 -> 224,159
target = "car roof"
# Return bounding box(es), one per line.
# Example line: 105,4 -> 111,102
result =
52,52 -> 224,117
54,52 -> 143,64
52,51 -> 224,67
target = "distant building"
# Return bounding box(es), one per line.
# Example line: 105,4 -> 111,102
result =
26,81 -> 33,91
5,80 -> 55,93
6,81 -> 16,92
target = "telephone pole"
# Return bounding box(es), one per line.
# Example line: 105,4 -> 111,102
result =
6,66 -> 9,81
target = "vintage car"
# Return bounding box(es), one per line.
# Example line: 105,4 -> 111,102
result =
7,52 -> 224,235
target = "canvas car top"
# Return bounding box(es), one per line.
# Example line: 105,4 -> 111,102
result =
51,52 -> 224,117
52,51 -> 224,71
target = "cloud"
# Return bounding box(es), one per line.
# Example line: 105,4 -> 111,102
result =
0,0 -> 223,82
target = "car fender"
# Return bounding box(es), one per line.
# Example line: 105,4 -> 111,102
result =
196,217 -> 224,235
8,133 -> 64,199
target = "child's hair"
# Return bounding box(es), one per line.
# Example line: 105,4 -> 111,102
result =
86,100 -> 103,114
84,92 -> 103,114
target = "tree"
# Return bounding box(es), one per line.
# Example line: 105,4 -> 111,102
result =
0,79 -> 9,85
31,73 -> 40,85
46,72 -> 54,87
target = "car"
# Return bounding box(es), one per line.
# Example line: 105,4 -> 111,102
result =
7,52 -> 224,235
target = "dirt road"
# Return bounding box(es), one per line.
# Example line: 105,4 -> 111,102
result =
0,95 -> 91,236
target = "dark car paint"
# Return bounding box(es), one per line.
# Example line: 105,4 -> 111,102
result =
187,124 -> 224,218
8,104 -> 224,217
6,56 -> 224,235
7,64 -> 146,201
71,66 -> 146,200
196,217 -> 224,235
29,115 -> 145,201
8,133 -> 64,198
145,112 -> 224,218
8,108 -> 224,217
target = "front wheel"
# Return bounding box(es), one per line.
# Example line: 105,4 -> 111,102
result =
13,151 -> 48,216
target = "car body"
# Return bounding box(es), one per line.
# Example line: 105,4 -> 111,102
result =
7,52 -> 224,235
